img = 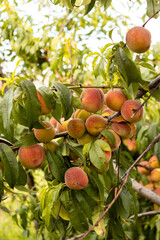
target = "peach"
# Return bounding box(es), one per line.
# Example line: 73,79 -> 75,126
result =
144,183 -> 154,190
50,117 -> 58,128
56,122 -> 66,133
80,88 -> 104,113
77,132 -> 96,145
123,138 -> 137,152
85,115 -> 107,136
34,121 -> 56,142
43,140 -> 59,153
103,150 -> 112,164
149,155 -> 160,169
126,26 -> 151,53
37,90 -> 52,115
150,168 -> 160,182
67,118 -> 86,138
101,108 -> 115,118
111,122 -> 133,139
154,186 -> 160,195
65,167 -> 88,189
61,118 -> 71,130
121,100 -> 143,123
74,109 -> 91,122
105,89 -> 127,111
137,161 -> 150,175
18,144 -> 45,169
101,129 -> 121,151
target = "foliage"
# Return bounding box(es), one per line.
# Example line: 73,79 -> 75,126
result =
0,0 -> 160,239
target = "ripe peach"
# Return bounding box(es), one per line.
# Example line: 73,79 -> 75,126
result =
105,89 -> 127,111
150,168 -> 160,182
103,150 -> 112,164
18,144 -> 45,169
101,129 -> 121,151
50,117 -> 58,128
137,161 -> 150,175
85,115 -> 107,136
123,138 -> 137,152
37,90 -> 52,115
67,118 -> 86,138
126,26 -> 151,53
149,155 -> 160,169
144,183 -> 154,190
121,100 -> 143,123
154,186 -> 160,195
56,122 -> 66,133
74,109 -> 91,122
80,88 -> 104,113
77,132 -> 96,145
43,140 -> 59,153
101,108 -> 115,118
34,121 -> 56,142
111,122 -> 133,139
65,167 -> 89,189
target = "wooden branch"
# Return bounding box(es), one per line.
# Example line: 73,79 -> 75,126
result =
130,210 -> 160,219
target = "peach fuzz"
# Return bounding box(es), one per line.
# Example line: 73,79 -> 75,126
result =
149,155 -> 160,169
37,90 -> 52,115
105,89 -> 127,111
121,100 -> 143,123
150,168 -> 160,182
34,121 -> 56,143
18,144 -> 45,169
101,129 -> 121,151
74,109 -> 91,122
67,118 -> 86,138
85,115 -> 107,136
126,26 -> 151,53
77,132 -> 96,145
137,161 -> 150,175
80,88 -> 104,113
111,122 -> 133,139
65,167 -> 89,189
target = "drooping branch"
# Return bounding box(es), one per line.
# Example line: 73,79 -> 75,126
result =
129,210 -> 160,219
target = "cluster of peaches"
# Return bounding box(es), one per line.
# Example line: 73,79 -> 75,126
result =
138,155 -> 160,203
18,87 -> 144,190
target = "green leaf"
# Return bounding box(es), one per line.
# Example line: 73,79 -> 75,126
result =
84,0 -> 96,15
94,139 -> 111,151
53,82 -> 73,119
101,129 -> 115,148
20,80 -> 41,129
109,218 -> 125,240
92,206 -> 106,237
89,142 -> 106,171
16,162 -> 27,186
0,87 -> 14,142
0,143 -> 18,188
115,48 -> 142,85
12,103 -> 28,127
38,86 -> 56,110
46,150 -> 67,182
0,168 -> 4,202
15,132 -> 38,147
146,0 -> 160,17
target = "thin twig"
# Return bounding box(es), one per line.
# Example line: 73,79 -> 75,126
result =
143,9 -> 160,27
130,210 -> 160,219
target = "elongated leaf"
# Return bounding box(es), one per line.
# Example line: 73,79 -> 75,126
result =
89,142 -> 106,171
146,0 -> 160,17
0,143 -> 18,188
15,132 -> 38,147
46,150 -> 67,182
38,86 -> 56,110
109,218 -> 125,240
84,0 -> 96,15
20,80 -> 41,129
0,168 -> 4,202
53,82 -> 73,119
12,103 -> 28,127
95,139 -> 111,151
68,191 -> 88,232
115,48 -> 142,85
92,206 -> 106,237
16,162 -> 27,186
0,88 -> 14,142
101,129 -> 115,146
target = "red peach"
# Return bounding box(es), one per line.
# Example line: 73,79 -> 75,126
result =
121,100 -> 143,123
105,89 -> 127,111
34,121 -> 56,142
65,167 -> 89,189
37,90 -> 52,115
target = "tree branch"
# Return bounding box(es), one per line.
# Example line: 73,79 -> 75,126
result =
129,210 -> 160,219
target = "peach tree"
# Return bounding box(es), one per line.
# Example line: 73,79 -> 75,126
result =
0,0 -> 160,239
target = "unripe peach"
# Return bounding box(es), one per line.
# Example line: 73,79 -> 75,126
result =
77,132 -> 96,145
150,168 -> 160,182
34,121 -> 56,142
65,167 -> 89,189
85,115 -> 107,136
74,109 -> 91,122
126,26 -> 151,53
137,161 -> 150,175
67,118 -> 86,138
80,88 -> 104,113
101,129 -> 121,151
18,144 -> 45,169
37,91 -> 52,115
121,100 -> 143,123
43,140 -> 59,153
111,122 -> 133,139
105,89 -> 127,111
149,155 -> 160,169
